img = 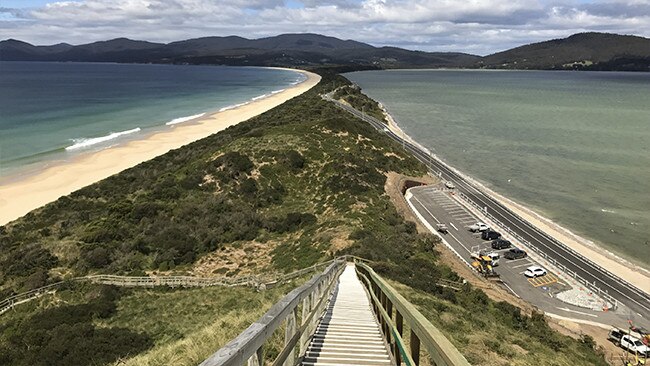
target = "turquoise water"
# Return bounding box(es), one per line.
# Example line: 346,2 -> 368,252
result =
0,62 -> 304,178
347,70 -> 650,266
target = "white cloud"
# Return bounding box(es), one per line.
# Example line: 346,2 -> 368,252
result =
0,0 -> 648,55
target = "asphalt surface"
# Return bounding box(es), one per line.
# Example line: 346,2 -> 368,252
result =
407,186 -> 644,327
324,93 -> 650,325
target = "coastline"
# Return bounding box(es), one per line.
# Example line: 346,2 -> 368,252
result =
381,106 -> 650,294
0,69 -> 321,226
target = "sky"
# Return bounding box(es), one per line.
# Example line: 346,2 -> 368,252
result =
1,0 -> 649,55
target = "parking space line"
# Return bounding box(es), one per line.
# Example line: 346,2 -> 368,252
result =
512,262 -> 534,269
506,257 -> 530,264
528,274 -> 558,287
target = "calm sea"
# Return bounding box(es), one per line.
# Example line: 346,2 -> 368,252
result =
0,62 -> 304,178
348,70 -> 650,267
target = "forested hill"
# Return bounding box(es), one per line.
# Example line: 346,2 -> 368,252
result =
3,32 -> 648,71
478,32 -> 650,71
0,33 -> 478,69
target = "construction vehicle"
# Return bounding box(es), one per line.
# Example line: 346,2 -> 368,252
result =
470,251 -> 499,278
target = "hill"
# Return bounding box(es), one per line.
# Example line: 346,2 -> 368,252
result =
0,33 -> 479,68
478,32 -> 650,71
0,71 -> 608,365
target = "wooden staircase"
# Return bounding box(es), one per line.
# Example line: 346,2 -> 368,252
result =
302,264 -> 392,366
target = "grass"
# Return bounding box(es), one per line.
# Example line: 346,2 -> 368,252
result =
388,280 -> 608,366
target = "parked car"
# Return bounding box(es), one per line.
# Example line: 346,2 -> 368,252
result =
524,266 -> 547,278
491,239 -> 512,249
621,335 -> 650,356
504,248 -> 527,260
468,222 -> 489,232
482,230 -> 501,240
609,328 -> 650,356
445,181 -> 455,189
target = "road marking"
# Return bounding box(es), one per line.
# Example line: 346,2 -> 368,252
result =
506,258 -> 530,264
555,307 -> 599,318
447,232 -> 470,254
449,222 -> 458,231
412,196 -> 440,224
502,283 -> 520,298
512,263 -> 534,269
528,274 -> 558,287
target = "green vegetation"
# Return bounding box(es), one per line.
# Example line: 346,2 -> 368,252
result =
0,71 -> 607,365
333,84 -> 388,123
0,281 -> 296,366
388,281 -> 607,366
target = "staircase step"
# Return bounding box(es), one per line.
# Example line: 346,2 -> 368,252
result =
301,264 -> 391,366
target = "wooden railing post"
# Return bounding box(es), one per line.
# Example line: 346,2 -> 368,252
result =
385,299 -> 393,349
247,345 -> 263,366
395,310 -> 403,365
299,296 -> 311,354
410,330 -> 420,366
283,307 -> 298,366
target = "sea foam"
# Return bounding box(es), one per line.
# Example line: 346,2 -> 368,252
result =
252,94 -> 269,101
65,128 -> 141,151
219,101 -> 249,112
165,113 -> 205,126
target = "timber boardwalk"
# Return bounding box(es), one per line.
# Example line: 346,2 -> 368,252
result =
303,264 -> 392,365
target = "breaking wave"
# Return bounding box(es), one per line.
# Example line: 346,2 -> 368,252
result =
65,128 -> 141,151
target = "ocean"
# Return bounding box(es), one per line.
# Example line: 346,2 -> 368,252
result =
347,69 -> 650,268
0,62 -> 304,178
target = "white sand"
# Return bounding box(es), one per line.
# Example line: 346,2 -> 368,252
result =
381,107 -> 650,293
0,69 -> 321,226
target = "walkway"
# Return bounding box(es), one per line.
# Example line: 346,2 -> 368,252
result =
302,264 -> 392,366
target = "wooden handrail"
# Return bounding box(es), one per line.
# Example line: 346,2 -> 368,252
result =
199,259 -> 346,366
0,258 -> 345,317
355,262 -> 471,366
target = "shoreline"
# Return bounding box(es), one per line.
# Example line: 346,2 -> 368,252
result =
380,106 -> 650,294
0,68 -> 321,226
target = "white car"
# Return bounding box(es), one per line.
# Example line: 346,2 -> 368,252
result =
469,222 -> 489,232
445,181 -> 455,189
524,266 -> 547,278
620,335 -> 650,356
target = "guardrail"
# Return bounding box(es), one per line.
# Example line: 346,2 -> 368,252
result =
326,92 -> 638,312
355,262 -> 471,366
0,258 -> 341,317
0,281 -> 64,316
199,259 -> 346,366
457,191 -> 618,310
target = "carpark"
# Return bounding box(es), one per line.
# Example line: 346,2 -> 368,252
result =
404,185 -> 618,322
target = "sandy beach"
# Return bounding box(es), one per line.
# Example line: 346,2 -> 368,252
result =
0,69 -> 320,226
381,107 -> 650,294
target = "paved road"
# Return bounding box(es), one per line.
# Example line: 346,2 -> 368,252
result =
324,93 -> 650,324
407,186 -> 645,327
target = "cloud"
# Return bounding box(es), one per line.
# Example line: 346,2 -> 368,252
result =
0,0 -> 648,55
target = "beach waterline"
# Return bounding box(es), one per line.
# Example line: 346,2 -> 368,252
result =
0,69 -> 320,226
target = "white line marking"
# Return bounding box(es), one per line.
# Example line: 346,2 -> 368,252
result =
449,222 -> 458,231
413,196 -> 440,224
555,307 -> 599,318
503,283 -> 520,298
447,232 -> 470,254
506,258 -> 530,264
513,263 -> 533,269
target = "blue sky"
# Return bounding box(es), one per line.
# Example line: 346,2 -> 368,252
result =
1,0 -> 648,55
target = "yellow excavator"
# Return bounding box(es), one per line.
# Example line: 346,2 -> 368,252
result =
471,252 -> 499,278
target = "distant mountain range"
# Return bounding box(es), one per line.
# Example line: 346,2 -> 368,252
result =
1,32 -> 649,71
